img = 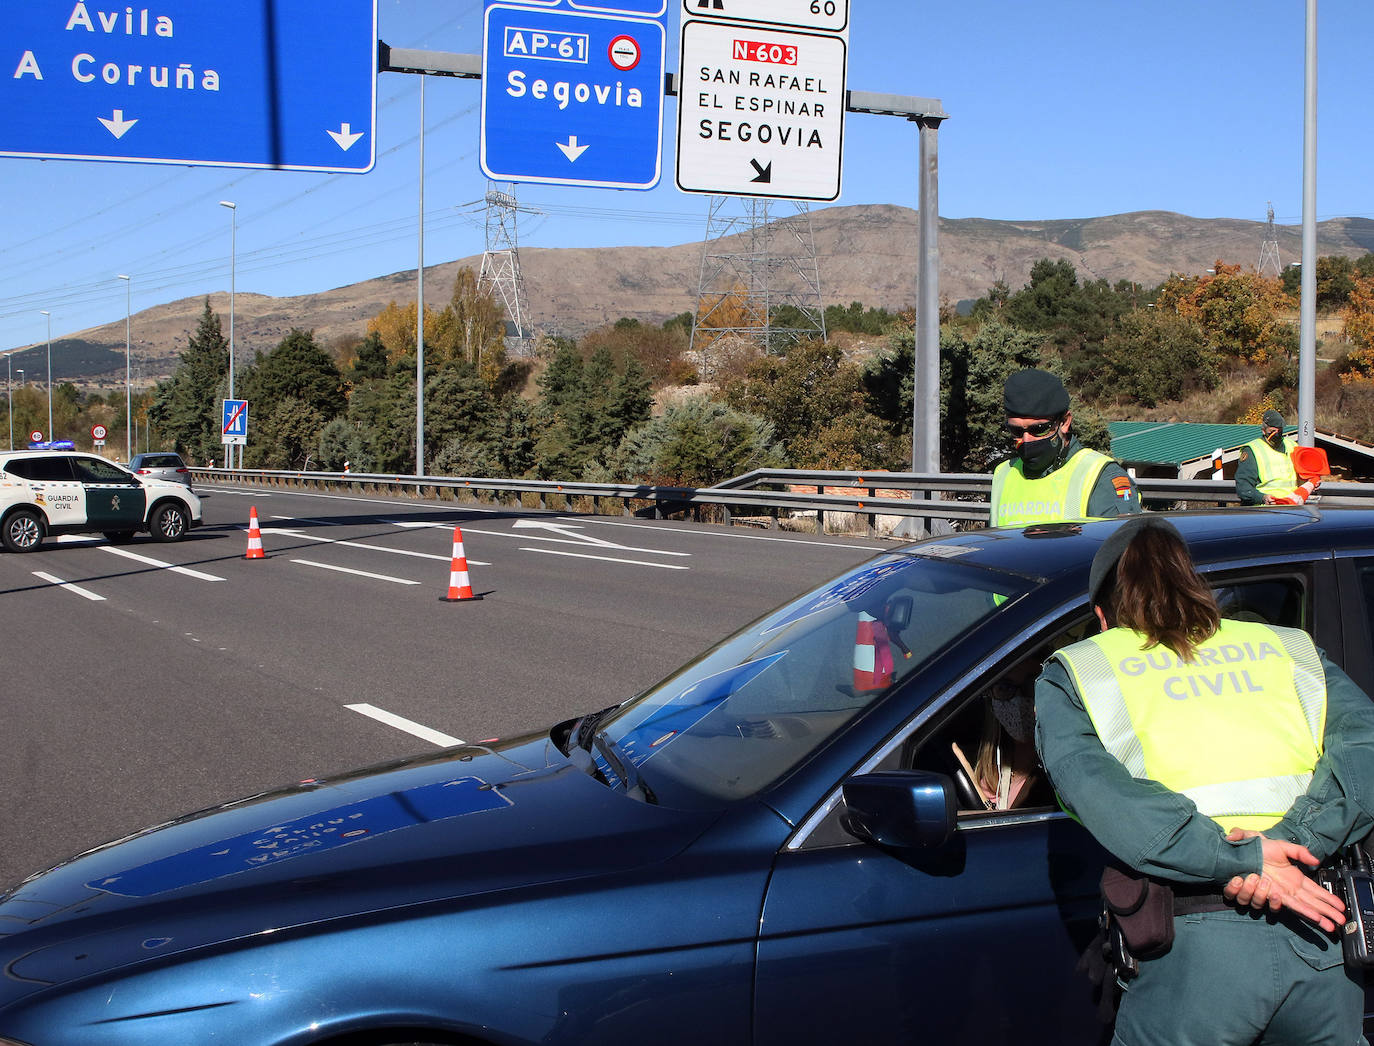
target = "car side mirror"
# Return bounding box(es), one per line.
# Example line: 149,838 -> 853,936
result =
841,770 -> 957,850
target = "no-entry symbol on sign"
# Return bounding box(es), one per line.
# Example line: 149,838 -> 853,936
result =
608,34 -> 641,70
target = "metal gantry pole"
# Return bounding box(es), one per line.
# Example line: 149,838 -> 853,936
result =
416,75 -> 426,478
220,201 -> 237,468
40,310 -> 52,442
117,274 -> 131,459
1297,0 -> 1318,447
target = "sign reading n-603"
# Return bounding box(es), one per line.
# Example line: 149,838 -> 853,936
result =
681,0 -> 847,34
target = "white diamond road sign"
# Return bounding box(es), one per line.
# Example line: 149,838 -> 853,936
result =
481,2 -> 667,190
681,0 -> 848,34
675,19 -> 846,200
1,0 -> 377,172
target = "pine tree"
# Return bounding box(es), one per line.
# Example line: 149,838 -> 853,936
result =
148,299 -> 229,463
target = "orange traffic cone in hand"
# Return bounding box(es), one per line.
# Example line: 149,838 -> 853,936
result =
244,506 -> 266,560
440,525 -> 479,602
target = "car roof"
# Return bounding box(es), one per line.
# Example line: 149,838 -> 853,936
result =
0,450 -> 103,460
893,505 -> 1374,589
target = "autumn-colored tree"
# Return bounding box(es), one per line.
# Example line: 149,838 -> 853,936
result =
366,300 -> 435,362
1340,273 -> 1374,383
1156,261 -> 1295,364
428,267 -> 507,379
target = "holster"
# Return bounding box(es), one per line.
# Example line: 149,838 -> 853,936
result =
1100,866 -> 1176,975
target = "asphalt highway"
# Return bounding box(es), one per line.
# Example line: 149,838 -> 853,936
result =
0,482 -> 889,889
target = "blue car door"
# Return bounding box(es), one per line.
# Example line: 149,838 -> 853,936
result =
753,810 -> 1109,1043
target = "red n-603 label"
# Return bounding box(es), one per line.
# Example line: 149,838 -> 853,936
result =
731,39 -> 798,65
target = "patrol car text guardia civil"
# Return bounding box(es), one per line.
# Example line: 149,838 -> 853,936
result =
0,450 -> 202,552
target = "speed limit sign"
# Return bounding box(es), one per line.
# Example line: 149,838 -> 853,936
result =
91,424 -> 107,441
29,430 -> 42,443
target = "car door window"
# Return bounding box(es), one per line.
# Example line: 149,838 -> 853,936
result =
72,457 -> 136,484
6,457 -> 75,481
908,616 -> 1095,818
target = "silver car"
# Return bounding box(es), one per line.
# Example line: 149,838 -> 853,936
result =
128,451 -> 192,488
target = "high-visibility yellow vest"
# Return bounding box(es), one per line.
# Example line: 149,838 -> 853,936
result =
1246,436 -> 1299,500
1051,620 -> 1326,833
989,448 -> 1115,527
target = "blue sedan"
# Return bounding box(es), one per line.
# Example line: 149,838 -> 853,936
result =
2,507 -> 1372,1044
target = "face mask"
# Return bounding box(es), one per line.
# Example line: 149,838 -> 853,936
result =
990,683 -> 1035,744
1265,431 -> 1284,449
1017,431 -> 1064,474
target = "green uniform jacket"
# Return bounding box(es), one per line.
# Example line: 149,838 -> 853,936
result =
1035,646 -> 1374,884
1235,434 -> 1297,505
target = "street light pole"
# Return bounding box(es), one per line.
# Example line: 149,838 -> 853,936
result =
39,310 -> 52,443
5,353 -> 12,450
219,201 -> 236,468
117,274 -> 131,460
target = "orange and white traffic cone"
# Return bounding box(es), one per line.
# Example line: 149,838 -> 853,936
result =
853,611 -> 894,691
440,525 -> 479,602
243,506 -> 266,560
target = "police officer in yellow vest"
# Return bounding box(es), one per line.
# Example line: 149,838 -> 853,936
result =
1236,408 -> 1319,505
990,368 -> 1140,527
1035,515 -> 1374,1046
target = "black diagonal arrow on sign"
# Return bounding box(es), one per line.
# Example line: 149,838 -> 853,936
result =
749,159 -> 772,184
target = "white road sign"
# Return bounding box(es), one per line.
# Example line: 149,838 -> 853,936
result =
681,0 -> 847,34
675,20 -> 846,200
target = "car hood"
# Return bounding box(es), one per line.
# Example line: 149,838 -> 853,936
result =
0,732 -> 720,995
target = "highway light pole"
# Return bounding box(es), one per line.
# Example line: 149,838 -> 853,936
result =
5,353 -> 12,450
220,200 -> 237,468
117,274 -> 131,460
39,310 -> 52,443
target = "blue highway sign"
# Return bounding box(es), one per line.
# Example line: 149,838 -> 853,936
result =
222,398 -> 248,445
1,0 -> 377,172
481,2 -> 666,190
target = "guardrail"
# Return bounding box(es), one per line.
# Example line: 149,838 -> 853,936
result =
189,467 -> 1374,538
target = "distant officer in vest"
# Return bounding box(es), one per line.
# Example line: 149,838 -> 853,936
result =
1236,408 -> 1319,505
1036,516 -> 1374,1045
989,368 -> 1139,527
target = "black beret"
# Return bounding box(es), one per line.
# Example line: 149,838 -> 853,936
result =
1089,515 -> 1183,607
1004,369 -> 1070,418
1262,408 -> 1285,429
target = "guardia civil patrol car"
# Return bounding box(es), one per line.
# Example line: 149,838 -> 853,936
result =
0,449 -> 202,552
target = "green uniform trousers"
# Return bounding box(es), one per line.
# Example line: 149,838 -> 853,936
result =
1113,908 -> 1366,1046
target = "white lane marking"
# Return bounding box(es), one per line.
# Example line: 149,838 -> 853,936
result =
98,545 -> 226,581
520,546 -> 690,570
269,515 -> 339,526
390,519 -> 688,559
560,515 -> 886,552
345,703 -> 463,747
292,559 -> 421,585
511,517 -> 691,555
262,527 -> 490,566
213,490 -> 272,497
32,571 -> 106,601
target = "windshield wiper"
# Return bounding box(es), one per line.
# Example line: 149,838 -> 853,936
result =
592,730 -> 655,804
559,704 -> 618,756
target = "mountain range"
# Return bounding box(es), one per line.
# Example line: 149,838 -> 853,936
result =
31,204 -> 1374,387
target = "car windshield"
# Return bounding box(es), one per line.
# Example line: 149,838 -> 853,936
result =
592,549 -> 1034,807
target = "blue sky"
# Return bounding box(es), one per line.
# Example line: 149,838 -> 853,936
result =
2,0 -> 1372,359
